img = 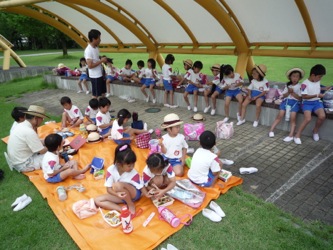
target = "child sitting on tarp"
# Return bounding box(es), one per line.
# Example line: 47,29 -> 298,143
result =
95,97 -> 113,136
42,134 -> 91,183
188,131 -> 222,187
60,96 -> 84,129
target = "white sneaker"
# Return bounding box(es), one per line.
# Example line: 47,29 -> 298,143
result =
202,208 -> 222,222
210,109 -> 216,116
253,121 -> 259,127
106,93 -> 111,97
153,99 -> 156,104
209,201 -> 226,218
222,117 -> 229,123
148,129 -> 154,134
187,106 -> 191,111
283,136 -> 294,142
204,106 -> 211,114
11,194 -> 28,208
237,112 -> 241,122
170,105 -> 178,109
294,137 -> 302,145
145,97 -> 149,103
236,119 -> 245,126
193,107 -> 198,112
220,159 -> 234,165
269,132 -> 274,138
143,122 -> 148,131
13,196 -> 32,211
167,244 -> 178,250
239,167 -> 258,175
313,133 -> 320,141
164,104 -> 170,107
77,90 -> 83,93
86,91 -> 90,95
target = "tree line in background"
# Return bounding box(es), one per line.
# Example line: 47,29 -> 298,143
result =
0,12 -> 79,55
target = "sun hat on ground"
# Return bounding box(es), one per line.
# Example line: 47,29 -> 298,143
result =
210,64 -> 220,71
87,132 -> 101,143
254,64 -> 267,77
23,105 -> 49,119
161,113 -> 183,129
58,63 -> 66,69
183,59 -> 193,68
192,113 -> 206,121
285,67 -> 305,79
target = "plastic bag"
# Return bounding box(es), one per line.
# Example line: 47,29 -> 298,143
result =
72,198 -> 98,219
184,123 -> 205,141
215,121 -> 234,140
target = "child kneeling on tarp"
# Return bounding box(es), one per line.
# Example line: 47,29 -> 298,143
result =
188,131 -> 223,187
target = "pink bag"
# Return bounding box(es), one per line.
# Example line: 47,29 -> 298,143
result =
72,198 -> 98,219
183,123 -> 205,141
265,88 -> 280,103
135,132 -> 151,148
215,121 -> 234,140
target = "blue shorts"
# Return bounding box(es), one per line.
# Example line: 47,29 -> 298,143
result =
79,74 -> 89,81
166,157 -> 182,167
193,170 -> 215,187
47,173 -> 62,183
143,78 -> 156,87
302,100 -> 324,112
163,79 -> 173,91
185,84 -> 199,94
226,88 -> 241,98
280,99 -> 300,112
122,188 -> 141,203
251,90 -> 265,100
90,118 -> 96,124
100,126 -> 111,136
106,75 -> 116,81
214,86 -> 224,95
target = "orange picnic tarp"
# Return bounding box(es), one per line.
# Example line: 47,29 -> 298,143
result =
5,123 -> 242,250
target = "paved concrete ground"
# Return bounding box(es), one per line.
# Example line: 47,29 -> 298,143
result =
17,88 -> 333,225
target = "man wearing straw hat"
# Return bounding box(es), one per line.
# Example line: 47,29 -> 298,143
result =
7,105 -> 48,172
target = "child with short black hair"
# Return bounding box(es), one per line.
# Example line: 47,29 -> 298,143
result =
42,134 -> 90,183
183,60 -> 204,112
162,54 -> 178,108
294,64 -> 330,144
77,57 -> 90,94
140,58 -> 158,103
177,59 -> 193,86
188,131 -> 222,187
96,97 -> 113,135
203,64 -> 220,114
159,113 -> 188,176
105,58 -> 119,97
141,153 -> 176,199
94,143 -> 142,214
60,96 -> 84,128
10,106 -> 27,134
84,98 -> 99,125
119,59 -> 135,82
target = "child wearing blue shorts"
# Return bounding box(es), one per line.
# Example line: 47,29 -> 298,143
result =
77,57 -> 90,94
183,61 -> 204,112
105,58 -> 119,97
162,54 -> 178,108
269,68 -> 304,142
219,64 -> 244,122
294,64 -> 331,144
96,97 -> 113,136
237,64 -> 269,127
140,58 -> 158,103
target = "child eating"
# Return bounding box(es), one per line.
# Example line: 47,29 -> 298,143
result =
60,96 -> 84,128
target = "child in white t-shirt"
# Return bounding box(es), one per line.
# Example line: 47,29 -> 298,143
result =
140,58 -> 158,103
60,96 -> 84,128
203,64 -> 220,114
119,59 -> 135,82
237,64 -> 269,127
162,54 -> 178,108
84,98 -> 99,125
95,97 -> 113,136
188,131 -> 222,187
132,60 -> 145,84
77,57 -> 90,94
105,58 -> 119,97
159,113 -> 188,176
141,153 -> 176,199
42,134 -> 90,183
269,68 -> 304,142
94,144 -> 143,214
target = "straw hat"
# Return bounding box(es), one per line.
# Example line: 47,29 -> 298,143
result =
285,67 -> 305,79
210,64 -> 220,71
86,124 -> 98,133
58,63 -> 66,69
192,113 -> 206,121
23,105 -> 49,119
254,64 -> 267,77
87,132 -> 101,143
161,113 -> 183,129
183,59 -> 193,68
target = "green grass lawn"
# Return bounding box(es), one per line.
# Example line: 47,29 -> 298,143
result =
2,49 -> 333,85
0,77 -> 333,249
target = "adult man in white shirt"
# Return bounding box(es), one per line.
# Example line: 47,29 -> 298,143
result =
7,105 -> 48,172
84,29 -> 107,98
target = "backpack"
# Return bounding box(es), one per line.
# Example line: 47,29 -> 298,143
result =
215,121 -> 234,140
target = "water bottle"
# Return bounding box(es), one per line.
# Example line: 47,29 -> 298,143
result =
285,105 -> 291,121
120,206 -> 133,233
79,124 -> 87,138
155,128 -> 161,139
158,206 -> 180,228
56,186 -> 67,201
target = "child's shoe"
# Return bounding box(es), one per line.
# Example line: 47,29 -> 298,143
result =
236,119 -> 245,126
269,132 -> 274,138
294,137 -> 302,145
236,112 -> 241,122
170,105 -> 178,109
253,121 -> 259,127
187,106 -> 191,111
13,196 -> 32,212
153,98 -> 156,104
145,97 -> 149,103
209,201 -> 226,217
11,194 -> 28,208
210,109 -> 216,116
222,117 -> 229,123
204,106 -> 211,113
164,104 -> 170,108
202,208 -> 221,222
313,133 -> 320,141
193,107 -> 198,112
283,136 -> 293,142
106,93 -> 111,97
86,91 -> 90,95
77,90 -> 83,93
